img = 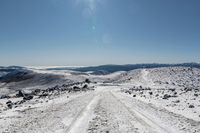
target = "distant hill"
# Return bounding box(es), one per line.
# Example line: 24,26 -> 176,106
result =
47,63 -> 200,74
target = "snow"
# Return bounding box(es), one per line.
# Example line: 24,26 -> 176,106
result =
66,95 -> 99,133
0,66 -> 200,132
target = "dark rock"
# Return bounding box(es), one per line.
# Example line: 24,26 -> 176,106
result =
174,100 -> 180,103
184,87 -> 192,92
39,93 -> 49,98
163,94 -> 171,99
189,105 -> 195,108
194,94 -> 198,97
133,95 -> 136,97
169,88 -> 175,92
125,90 -> 131,95
19,100 -> 26,104
7,103 -> 12,109
85,79 -> 91,84
23,95 -> 33,100
73,86 -> 81,92
83,84 -> 88,89
6,100 -> 12,104
6,100 -> 13,109
33,89 -> 41,95
16,90 -> 25,97
149,92 -> 153,95
0,95 -> 10,99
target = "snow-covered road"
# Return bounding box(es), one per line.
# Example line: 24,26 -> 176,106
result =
1,85 -> 200,133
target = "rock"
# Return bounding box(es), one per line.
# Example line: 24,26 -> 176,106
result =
85,79 -> 91,84
33,89 -> 41,95
6,100 -> 12,104
23,95 -> 33,100
149,92 -> 153,95
194,94 -> 198,97
6,100 -> 13,109
163,94 -> 171,99
16,90 -> 25,97
0,95 -> 10,99
19,99 -> 26,104
133,95 -> 136,97
174,100 -> 180,103
7,103 -> 12,109
184,87 -> 192,92
189,105 -> 195,108
39,93 -> 49,98
73,86 -> 81,92
83,84 -> 88,89
125,90 -> 131,95
169,88 -> 175,92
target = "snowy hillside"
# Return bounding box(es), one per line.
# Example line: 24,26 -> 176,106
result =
0,67 -> 88,95
113,67 -> 200,89
118,67 -> 200,122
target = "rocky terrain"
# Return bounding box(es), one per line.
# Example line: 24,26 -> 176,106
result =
117,67 -> 200,121
0,66 -> 200,133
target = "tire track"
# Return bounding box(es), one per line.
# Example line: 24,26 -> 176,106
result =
4,92 -> 96,133
63,94 -> 99,133
87,91 -> 155,133
110,91 -> 169,133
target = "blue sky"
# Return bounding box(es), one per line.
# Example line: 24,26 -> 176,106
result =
0,0 -> 200,66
